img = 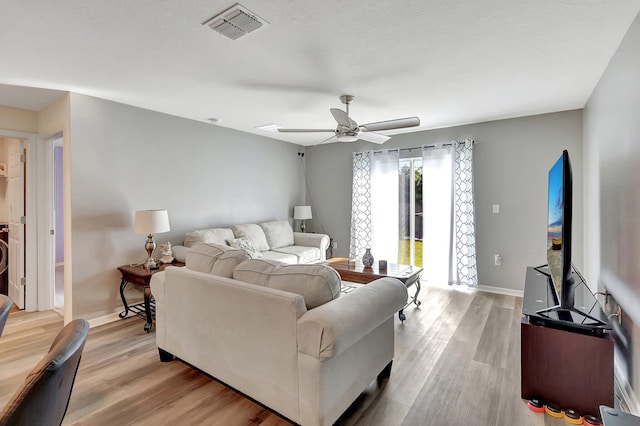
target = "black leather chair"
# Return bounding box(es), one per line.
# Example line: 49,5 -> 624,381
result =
0,294 -> 12,337
0,319 -> 90,426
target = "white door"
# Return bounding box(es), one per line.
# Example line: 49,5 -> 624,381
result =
8,139 -> 25,309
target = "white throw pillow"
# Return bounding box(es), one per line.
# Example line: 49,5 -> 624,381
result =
231,224 -> 270,252
259,220 -> 295,250
227,237 -> 263,259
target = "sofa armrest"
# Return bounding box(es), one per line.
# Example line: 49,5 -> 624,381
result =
297,277 -> 408,360
150,270 -> 167,347
293,232 -> 330,261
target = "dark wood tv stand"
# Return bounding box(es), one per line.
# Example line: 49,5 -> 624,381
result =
521,267 -> 614,415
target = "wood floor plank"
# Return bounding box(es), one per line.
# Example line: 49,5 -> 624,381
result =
473,305 -> 513,369
0,286 -> 561,425
449,360 -> 503,425
383,288 -> 476,409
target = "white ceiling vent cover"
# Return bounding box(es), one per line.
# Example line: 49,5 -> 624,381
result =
203,3 -> 268,40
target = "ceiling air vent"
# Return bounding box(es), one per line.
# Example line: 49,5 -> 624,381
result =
203,3 -> 268,40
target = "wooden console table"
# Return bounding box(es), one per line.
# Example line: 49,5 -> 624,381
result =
520,267 -> 614,415
326,257 -> 422,321
117,262 -> 184,332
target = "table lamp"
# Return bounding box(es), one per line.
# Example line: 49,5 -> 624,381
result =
293,206 -> 312,233
134,209 -> 170,270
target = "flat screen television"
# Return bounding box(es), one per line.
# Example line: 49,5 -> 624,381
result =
533,149 -> 608,330
546,149 -> 574,308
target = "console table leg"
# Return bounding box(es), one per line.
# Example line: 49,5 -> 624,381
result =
143,286 -> 153,333
118,279 -> 130,319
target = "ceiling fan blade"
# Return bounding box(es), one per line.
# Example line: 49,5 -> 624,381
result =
360,117 -> 420,132
277,128 -> 336,133
358,131 -> 391,144
330,108 -> 356,128
317,135 -> 339,145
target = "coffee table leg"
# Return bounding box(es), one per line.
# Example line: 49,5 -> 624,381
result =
118,278 -> 130,318
143,286 -> 153,333
399,278 -> 422,323
411,278 -> 422,307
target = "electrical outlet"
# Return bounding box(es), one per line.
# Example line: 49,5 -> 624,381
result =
331,240 -> 338,250
494,254 -> 502,266
493,204 -> 500,214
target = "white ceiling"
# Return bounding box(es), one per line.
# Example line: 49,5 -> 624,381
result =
1,1 -> 639,146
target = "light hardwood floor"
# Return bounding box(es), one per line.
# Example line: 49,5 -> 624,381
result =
0,285 -> 568,425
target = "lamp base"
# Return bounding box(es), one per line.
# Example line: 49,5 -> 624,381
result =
300,220 -> 306,233
144,233 -> 158,271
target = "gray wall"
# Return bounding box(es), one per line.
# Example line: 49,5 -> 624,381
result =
69,94 -> 304,319
305,110 -> 583,293
584,11 -> 640,406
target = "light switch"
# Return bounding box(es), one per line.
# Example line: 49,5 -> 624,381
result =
493,204 -> 500,214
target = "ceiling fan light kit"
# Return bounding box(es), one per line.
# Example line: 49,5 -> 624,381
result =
277,95 -> 420,145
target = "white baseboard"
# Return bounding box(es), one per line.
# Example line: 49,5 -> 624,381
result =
477,285 -> 523,298
87,312 -> 122,329
615,351 -> 640,415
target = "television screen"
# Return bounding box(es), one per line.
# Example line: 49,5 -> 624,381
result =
547,154 -> 564,304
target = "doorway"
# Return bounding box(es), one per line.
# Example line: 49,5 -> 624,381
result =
0,136 -> 26,309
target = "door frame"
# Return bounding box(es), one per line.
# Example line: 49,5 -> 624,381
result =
36,135 -> 58,310
0,129 -> 38,311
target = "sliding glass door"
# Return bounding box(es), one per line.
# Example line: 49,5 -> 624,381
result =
399,158 -> 423,267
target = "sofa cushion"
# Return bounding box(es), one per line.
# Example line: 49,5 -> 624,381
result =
271,246 -> 321,264
233,258 -> 283,286
226,237 -> 263,259
184,228 -> 234,248
186,243 -> 250,278
231,224 -> 270,252
233,260 -> 341,309
259,251 -> 299,264
259,221 -> 295,250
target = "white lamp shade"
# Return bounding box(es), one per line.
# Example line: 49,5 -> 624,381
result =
134,209 -> 170,234
293,205 -> 312,220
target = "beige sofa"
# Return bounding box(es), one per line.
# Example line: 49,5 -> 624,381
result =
150,243 -> 408,426
174,220 -> 329,264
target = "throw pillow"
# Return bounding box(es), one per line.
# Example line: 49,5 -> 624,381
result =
227,237 -> 263,259
259,220 -> 295,250
231,224 -> 270,252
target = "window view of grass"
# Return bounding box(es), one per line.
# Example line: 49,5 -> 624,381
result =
399,158 -> 423,267
398,239 -> 423,266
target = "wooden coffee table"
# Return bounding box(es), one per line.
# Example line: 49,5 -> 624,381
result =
326,257 -> 422,322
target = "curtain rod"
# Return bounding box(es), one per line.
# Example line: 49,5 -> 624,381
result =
356,139 -> 475,156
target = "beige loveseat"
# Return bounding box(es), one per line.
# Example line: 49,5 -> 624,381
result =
150,243 -> 408,426
174,220 -> 329,264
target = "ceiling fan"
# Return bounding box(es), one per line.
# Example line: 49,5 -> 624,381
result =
277,95 -> 420,144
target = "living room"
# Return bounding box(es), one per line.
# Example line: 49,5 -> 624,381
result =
1,1 -> 640,425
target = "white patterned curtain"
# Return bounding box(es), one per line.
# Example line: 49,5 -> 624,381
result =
452,139 -> 478,287
350,150 -> 400,262
349,152 -> 372,259
421,139 -> 477,287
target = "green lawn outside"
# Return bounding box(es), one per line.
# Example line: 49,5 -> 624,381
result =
398,239 -> 423,267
